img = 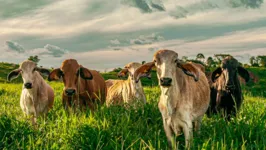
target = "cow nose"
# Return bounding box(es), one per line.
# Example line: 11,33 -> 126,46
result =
160,77 -> 172,86
24,83 -> 32,89
65,89 -> 76,96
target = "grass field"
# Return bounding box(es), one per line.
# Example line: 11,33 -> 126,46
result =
0,65 -> 266,149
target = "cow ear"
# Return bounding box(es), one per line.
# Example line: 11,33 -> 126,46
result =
117,68 -> 128,78
238,66 -> 250,82
177,62 -> 199,81
77,66 -> 93,80
7,69 -> 21,82
211,67 -> 222,82
48,68 -> 62,81
35,67 -> 50,77
134,62 -> 155,83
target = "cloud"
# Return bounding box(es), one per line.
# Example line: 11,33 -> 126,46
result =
130,33 -> 164,45
5,41 -> 25,53
43,44 -> 68,57
2,41 -> 67,58
0,0 -> 266,71
122,0 -> 165,13
110,39 -> 121,45
1,0 -> 266,38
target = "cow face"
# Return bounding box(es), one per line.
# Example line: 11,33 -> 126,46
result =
117,62 -> 142,79
7,60 -> 50,89
212,56 -> 250,92
48,59 -> 93,96
134,50 -> 199,87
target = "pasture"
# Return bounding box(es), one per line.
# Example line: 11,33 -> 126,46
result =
0,66 -> 266,149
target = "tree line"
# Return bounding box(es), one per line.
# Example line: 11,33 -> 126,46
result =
27,54 -> 266,73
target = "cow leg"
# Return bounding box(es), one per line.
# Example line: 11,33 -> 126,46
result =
194,116 -> 203,134
182,121 -> 193,149
163,118 -> 175,150
31,116 -> 37,129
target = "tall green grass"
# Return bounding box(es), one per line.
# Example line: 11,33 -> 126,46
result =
0,82 -> 265,149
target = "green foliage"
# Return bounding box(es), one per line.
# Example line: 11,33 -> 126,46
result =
181,56 -> 188,62
257,55 -> 266,67
0,62 -> 266,149
0,62 -> 21,83
250,56 -> 260,67
28,55 -> 40,64
0,80 -> 265,149
242,67 -> 266,97
196,53 -> 205,60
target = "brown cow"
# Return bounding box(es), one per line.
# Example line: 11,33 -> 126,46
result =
134,50 -> 210,149
48,59 -> 106,111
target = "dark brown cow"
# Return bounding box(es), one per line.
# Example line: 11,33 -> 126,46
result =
48,59 -> 106,111
207,56 -> 250,120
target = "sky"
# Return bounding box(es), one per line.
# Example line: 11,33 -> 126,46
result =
1,0 -> 266,71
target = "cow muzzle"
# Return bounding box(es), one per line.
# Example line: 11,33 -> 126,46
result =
65,89 -> 76,96
24,82 -> 32,89
160,77 -> 172,87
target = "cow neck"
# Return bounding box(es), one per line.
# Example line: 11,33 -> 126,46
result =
159,69 -> 185,115
76,77 -> 86,95
128,75 -> 142,95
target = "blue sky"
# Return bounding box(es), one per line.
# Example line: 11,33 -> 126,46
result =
1,0 -> 266,71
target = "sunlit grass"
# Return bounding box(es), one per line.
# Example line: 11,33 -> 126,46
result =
0,82 -> 265,149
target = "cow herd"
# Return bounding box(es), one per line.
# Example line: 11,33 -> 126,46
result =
7,49 -> 250,149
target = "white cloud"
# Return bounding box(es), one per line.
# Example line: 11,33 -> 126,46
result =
0,0 -> 266,38
110,39 -> 121,45
4,41 -> 24,53
1,0 -> 266,71
130,33 -> 164,45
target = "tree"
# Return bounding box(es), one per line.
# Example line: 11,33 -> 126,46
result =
181,56 -> 188,62
28,55 -> 40,64
206,57 -> 214,67
196,53 -> 205,62
250,56 -> 259,67
257,55 -> 266,67
214,54 -> 231,64
142,61 -> 146,65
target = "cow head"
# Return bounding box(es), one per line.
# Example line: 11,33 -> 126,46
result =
134,50 -> 199,87
212,56 -> 250,92
48,59 -> 93,96
117,62 -> 144,79
7,60 -> 50,89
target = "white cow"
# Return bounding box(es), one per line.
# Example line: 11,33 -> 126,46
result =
134,50 -> 210,148
7,60 -> 54,126
106,62 -> 149,106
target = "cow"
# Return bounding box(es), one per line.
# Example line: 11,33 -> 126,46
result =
106,62 -> 148,106
48,59 -> 106,112
134,50 -> 210,148
207,56 -> 250,120
7,60 -> 54,127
